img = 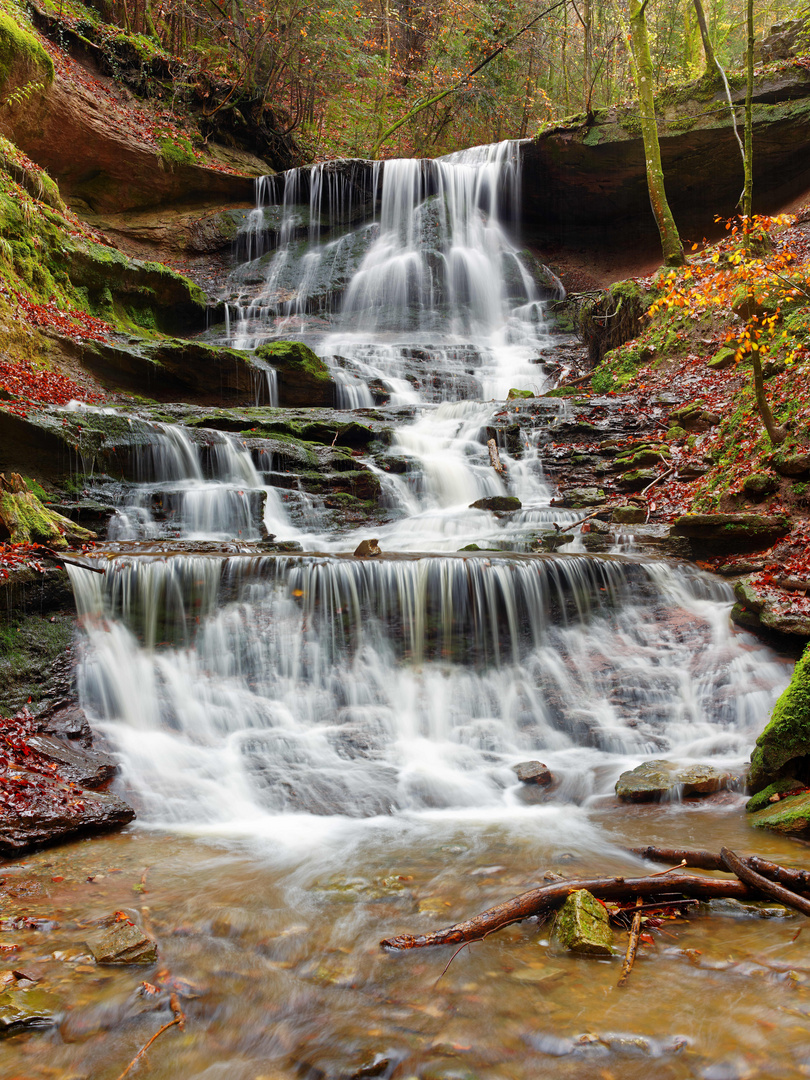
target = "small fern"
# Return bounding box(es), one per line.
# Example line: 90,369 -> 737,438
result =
2,80 -> 46,110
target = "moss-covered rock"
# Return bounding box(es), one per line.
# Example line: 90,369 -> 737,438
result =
0,10 -> 54,97
670,512 -> 791,555
554,889 -> 614,956
742,471 -> 779,500
0,473 -> 95,547
557,486 -> 606,508
469,496 -> 522,512
256,341 -> 336,408
707,347 -> 737,371
745,778 -> 806,813
612,504 -> 646,524
748,645 -> 810,793
748,790 -> 810,834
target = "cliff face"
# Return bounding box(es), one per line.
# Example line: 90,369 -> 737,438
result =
521,63 -> 810,256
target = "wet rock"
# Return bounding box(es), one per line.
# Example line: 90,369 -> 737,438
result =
468,496 -> 521,513
731,576 -> 810,642
534,531 -> 574,551
513,760 -> 552,785
255,341 -> 336,408
615,759 -> 733,802
0,987 -> 60,1035
86,915 -> 158,965
0,769 -> 135,854
748,644 -> 810,793
553,889 -> 613,956
25,736 -> 117,788
557,487 -> 605,508
670,513 -> 791,556
612,504 -> 646,524
748,790 -> 810,834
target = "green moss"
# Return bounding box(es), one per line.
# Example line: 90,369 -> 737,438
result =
0,613 -> 73,715
0,9 -> 54,93
748,790 -> 810,834
749,645 -> 810,793
257,341 -> 332,383
745,778 -> 805,813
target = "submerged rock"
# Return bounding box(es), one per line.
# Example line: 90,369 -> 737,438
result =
615,759 -> 732,802
0,987 -> 60,1035
86,914 -> 158,965
554,889 -> 613,956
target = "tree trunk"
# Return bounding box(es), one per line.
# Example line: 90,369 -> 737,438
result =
742,0 -> 754,249
628,0 -> 686,267
752,347 -> 787,444
691,0 -> 717,76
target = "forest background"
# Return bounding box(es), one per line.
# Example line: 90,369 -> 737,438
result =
34,0 -> 808,165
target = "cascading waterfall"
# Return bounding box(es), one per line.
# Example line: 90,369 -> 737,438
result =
225,142 -> 558,405
69,551 -> 788,835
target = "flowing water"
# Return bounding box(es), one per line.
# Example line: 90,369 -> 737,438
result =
4,143 -> 808,1080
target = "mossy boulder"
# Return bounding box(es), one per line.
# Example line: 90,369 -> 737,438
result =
668,401 -> 721,431
748,790 -> 810,834
0,473 -> 95,548
742,471 -> 779,500
773,452 -> 810,478
748,645 -> 810,794
745,778 -> 806,813
617,468 -> 657,490
557,486 -> 605,508
507,388 -> 534,400
256,341 -> 336,407
612,504 -> 646,524
554,889 -> 614,956
469,496 -> 522,512
670,512 -> 791,556
707,347 -> 737,371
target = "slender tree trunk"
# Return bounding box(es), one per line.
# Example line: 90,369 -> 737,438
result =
743,0 -> 754,250
692,0 -> 717,76
752,347 -> 787,444
628,0 -> 686,266
582,0 -> 592,110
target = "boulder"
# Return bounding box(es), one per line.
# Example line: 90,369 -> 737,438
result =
256,341 -> 336,408
0,768 -> 134,853
617,468 -> 657,490
708,347 -> 737,370
557,487 -> 605,508
553,889 -> 614,956
615,759 -> 732,802
748,645 -> 810,793
86,915 -> 158,965
746,778 -> 807,812
513,760 -> 553,785
668,402 -> 721,431
26,735 -> 117,788
612,504 -> 646,524
0,473 -> 96,548
748,790 -> 810,834
469,496 -> 522,513
670,513 -> 791,556
741,472 -> 778,500
731,577 -> 810,642
772,452 -> 810,478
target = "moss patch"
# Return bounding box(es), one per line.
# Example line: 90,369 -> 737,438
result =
749,645 -> 810,793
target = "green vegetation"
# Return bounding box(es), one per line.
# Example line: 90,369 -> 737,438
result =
749,645 -> 810,792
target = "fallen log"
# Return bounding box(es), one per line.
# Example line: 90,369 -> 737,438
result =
631,846 -> 810,894
720,847 -> 810,917
380,873 -> 758,950
487,437 -> 507,476
617,897 -> 643,987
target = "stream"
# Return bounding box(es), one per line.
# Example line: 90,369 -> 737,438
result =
3,141 -> 808,1080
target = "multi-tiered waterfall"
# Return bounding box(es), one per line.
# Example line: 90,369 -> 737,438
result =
41,143 -> 803,1080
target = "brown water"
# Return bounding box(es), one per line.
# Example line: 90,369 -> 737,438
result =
3,805 -> 810,1080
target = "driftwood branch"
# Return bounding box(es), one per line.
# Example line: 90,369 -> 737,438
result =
720,846 -> 810,917
553,508 -> 604,534
36,547 -> 106,575
115,1016 -> 183,1080
617,897 -> 643,987
382,846 -> 810,951
631,845 -> 810,893
487,437 -> 507,476
380,873 -> 757,950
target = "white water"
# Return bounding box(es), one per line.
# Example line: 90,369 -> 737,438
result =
68,141 -> 792,852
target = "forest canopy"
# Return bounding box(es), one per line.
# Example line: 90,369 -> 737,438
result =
19,0 -> 810,161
